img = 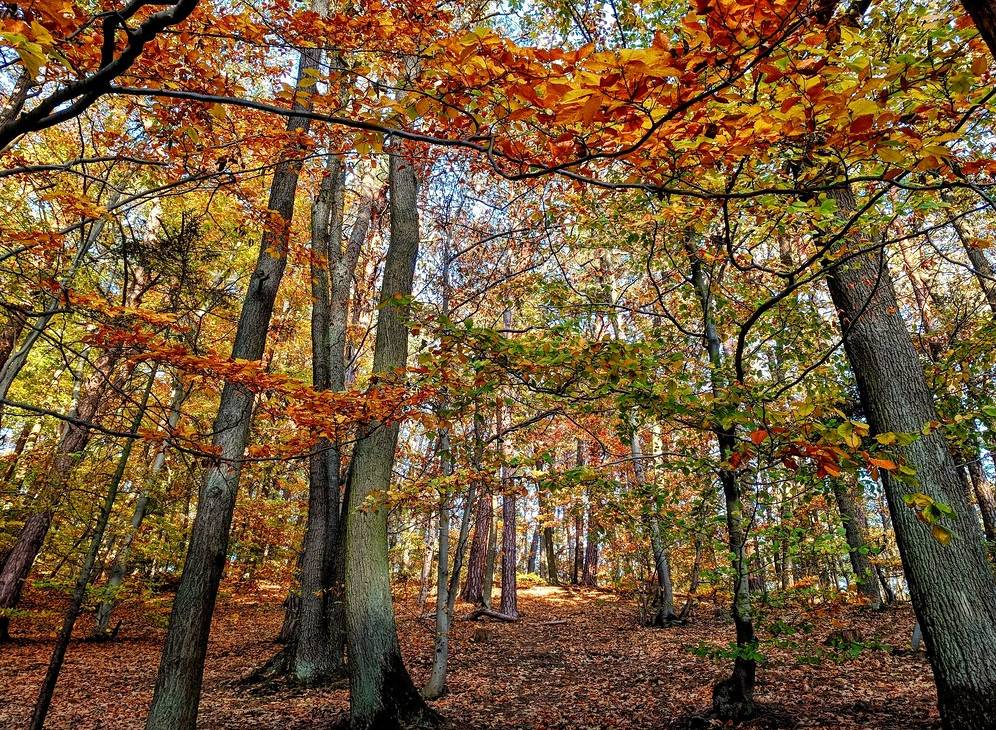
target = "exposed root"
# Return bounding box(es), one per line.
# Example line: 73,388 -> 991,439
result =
464,607 -> 520,622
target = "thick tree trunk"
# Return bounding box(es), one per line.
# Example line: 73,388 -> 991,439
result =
830,478 -> 882,609
461,480 -> 492,604
286,152 -> 348,685
825,182 -> 996,729
344,149 -> 437,729
0,511 -> 49,641
144,40 -> 324,730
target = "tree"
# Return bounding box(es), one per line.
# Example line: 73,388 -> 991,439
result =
824,181 -> 996,729
343,147 -> 437,729
144,24 -> 327,727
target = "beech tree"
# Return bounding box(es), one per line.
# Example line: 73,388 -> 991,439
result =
3,0 -> 996,729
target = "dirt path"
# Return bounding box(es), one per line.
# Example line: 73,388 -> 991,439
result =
0,585 -> 938,728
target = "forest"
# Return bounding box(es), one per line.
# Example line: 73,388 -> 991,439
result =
1,0 -> 996,727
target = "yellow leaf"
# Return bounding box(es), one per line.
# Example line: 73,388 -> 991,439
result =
848,98 -> 879,117
30,20 -> 53,47
931,524 -> 952,545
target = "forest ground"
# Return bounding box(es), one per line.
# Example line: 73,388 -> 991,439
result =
0,584 -> 938,729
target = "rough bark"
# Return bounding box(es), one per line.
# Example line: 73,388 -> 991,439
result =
144,37 -> 325,730
825,181 -> 996,730
461,421 -> 492,605
830,478 -> 882,609
344,149 -> 437,729
961,0 -> 996,61
287,155 -> 343,685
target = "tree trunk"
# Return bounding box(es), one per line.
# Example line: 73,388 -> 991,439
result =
499,490 -> 518,617
581,497 -> 599,587
632,427 -> 675,619
483,500 -> 498,607
446,482 -> 477,613
829,477 -> 882,609
30,369 -> 155,730
417,513 -> 435,608
461,467 -> 492,605
527,528 -> 540,574
571,511 -> 583,585
144,38 -> 325,730
287,154 -> 345,685
1,419 -> 36,483
0,349 -> 119,641
687,242 -> 756,720
824,181 -> 996,729
93,377 -> 187,638
343,148 -> 437,729
961,0 -> 996,61
966,455 -> 996,558
539,487 -> 558,585
424,432 -> 452,699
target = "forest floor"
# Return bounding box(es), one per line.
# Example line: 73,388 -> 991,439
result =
0,584 -> 938,729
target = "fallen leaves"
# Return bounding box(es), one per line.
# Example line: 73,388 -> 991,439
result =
0,585 -> 939,729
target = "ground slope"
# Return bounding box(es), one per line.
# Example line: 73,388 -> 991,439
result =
0,585 -> 937,729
